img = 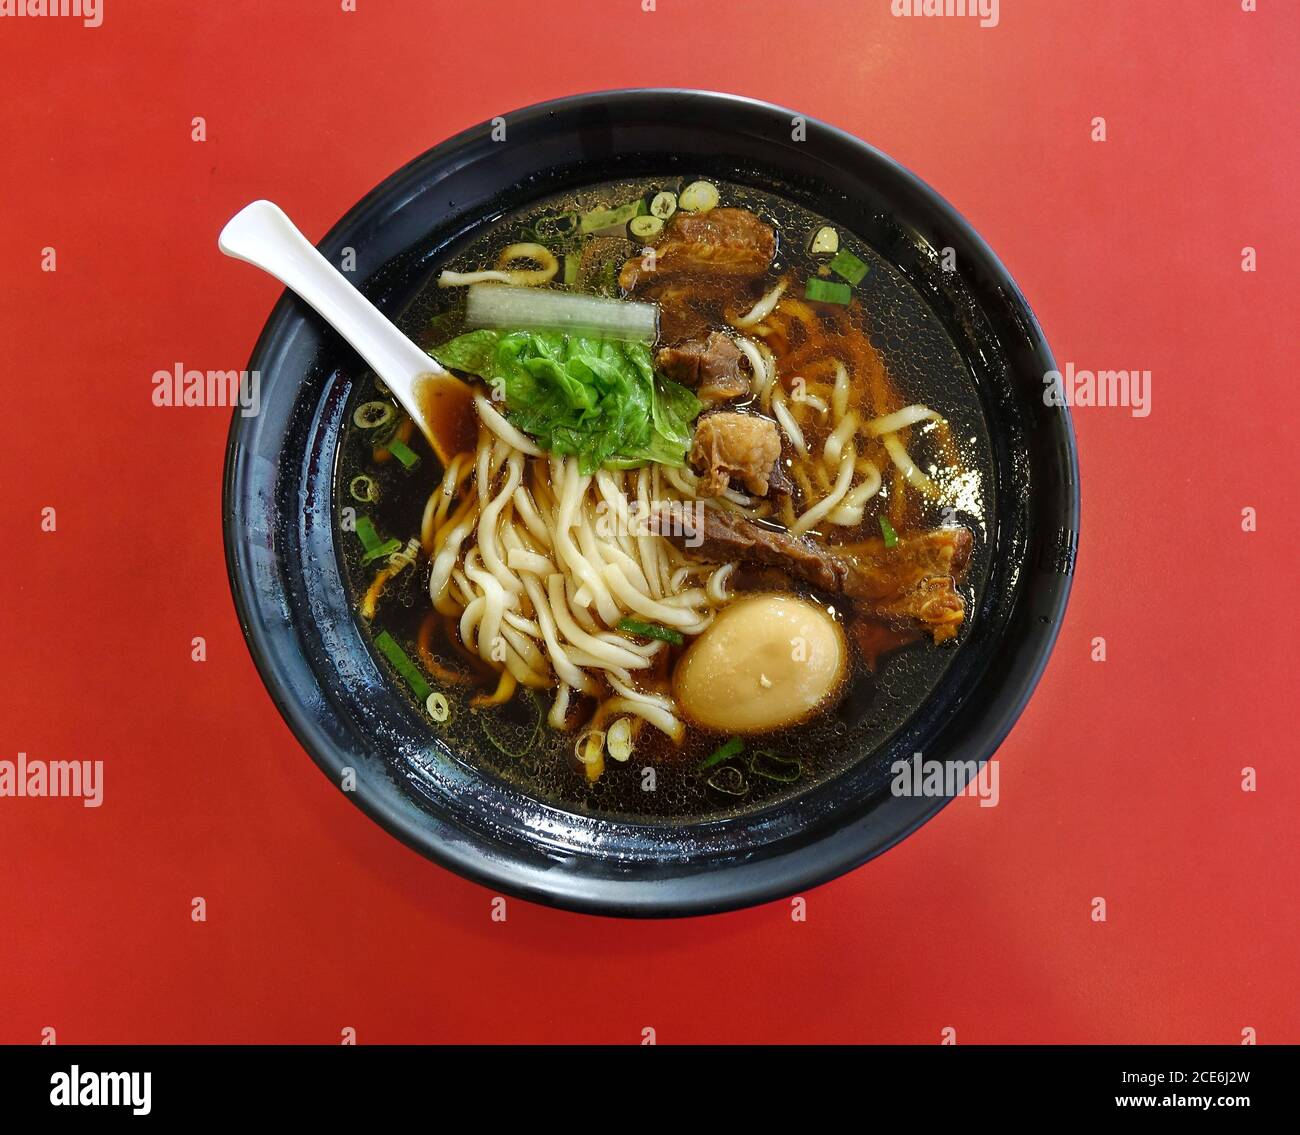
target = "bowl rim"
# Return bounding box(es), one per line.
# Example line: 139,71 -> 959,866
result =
222,87 -> 1079,917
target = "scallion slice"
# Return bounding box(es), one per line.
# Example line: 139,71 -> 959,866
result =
748,751 -> 801,783
706,766 -> 748,796
580,200 -> 644,235
679,180 -> 719,213
353,401 -> 394,429
387,437 -> 420,470
804,278 -> 852,305
374,631 -> 432,701
348,474 -> 379,503
629,214 -> 664,240
649,191 -> 677,219
355,515 -> 382,553
606,717 -> 634,763
698,736 -> 744,771
617,617 -> 683,645
829,248 -> 869,285
879,515 -> 899,548
426,691 -> 451,723
361,538 -> 402,564
809,225 -> 840,255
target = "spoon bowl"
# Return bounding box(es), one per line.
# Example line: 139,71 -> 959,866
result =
218,199 -> 473,466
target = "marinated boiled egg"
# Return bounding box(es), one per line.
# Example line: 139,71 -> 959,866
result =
673,594 -> 847,734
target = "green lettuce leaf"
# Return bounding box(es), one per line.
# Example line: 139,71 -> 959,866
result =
429,329 -> 702,474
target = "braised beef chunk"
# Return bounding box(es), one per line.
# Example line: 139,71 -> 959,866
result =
766,458 -> 795,510
620,208 -> 777,290
869,576 -> 966,645
700,369 -> 751,405
690,412 -> 782,497
835,529 -> 972,644
656,332 -> 750,403
659,506 -> 846,593
661,512 -> 974,644
835,528 -> 973,603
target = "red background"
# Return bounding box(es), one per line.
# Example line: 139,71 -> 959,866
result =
1,0 -> 1296,1044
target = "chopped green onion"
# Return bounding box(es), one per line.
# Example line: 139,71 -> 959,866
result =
617,617 -> 684,645
563,254 -> 579,287
387,437 -> 421,470
629,214 -> 664,240
829,248 -> 869,285
809,225 -> 840,255
580,200 -> 643,234
804,278 -> 852,305
679,180 -> 720,213
699,735 -> 744,771
748,751 -> 802,783
426,691 -> 450,723
879,515 -> 899,548
607,717 -> 634,762
361,538 -> 402,564
575,728 -> 606,769
706,766 -> 748,796
374,631 -> 432,702
353,401 -> 394,429
355,515 -> 382,553
649,191 -> 677,220
349,474 -> 379,503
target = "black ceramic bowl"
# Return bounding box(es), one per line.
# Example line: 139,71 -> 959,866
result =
223,89 -> 1078,917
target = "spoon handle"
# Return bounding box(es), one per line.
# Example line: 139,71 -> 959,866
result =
218,200 -> 448,410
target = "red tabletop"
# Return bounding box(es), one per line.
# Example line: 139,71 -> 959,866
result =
2,1 -> 1296,1044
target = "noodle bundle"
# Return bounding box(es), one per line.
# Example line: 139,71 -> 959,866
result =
424,406 -> 736,758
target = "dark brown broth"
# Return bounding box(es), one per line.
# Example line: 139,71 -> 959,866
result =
335,177 -> 994,822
